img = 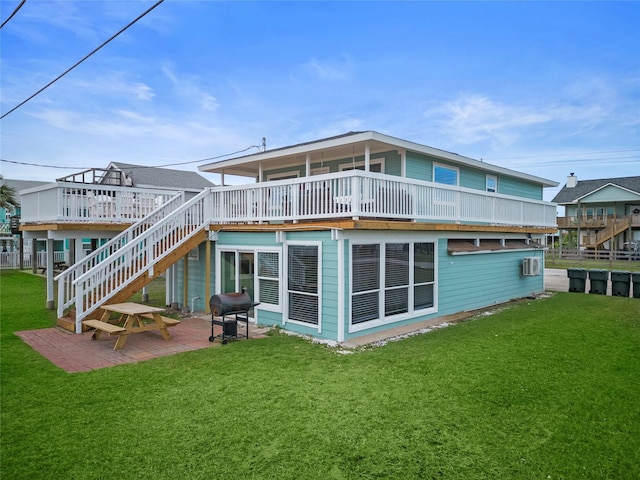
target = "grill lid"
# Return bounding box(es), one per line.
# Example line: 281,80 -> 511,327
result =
209,290 -> 257,316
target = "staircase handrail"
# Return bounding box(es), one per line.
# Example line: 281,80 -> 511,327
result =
55,192 -> 186,318
70,189 -> 212,329
595,216 -> 630,245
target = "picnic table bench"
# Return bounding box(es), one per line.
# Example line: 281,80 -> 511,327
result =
83,302 -> 181,351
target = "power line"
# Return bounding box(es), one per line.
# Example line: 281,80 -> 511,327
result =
0,0 -> 165,120
0,145 -> 262,171
0,0 -> 26,30
485,148 -> 640,161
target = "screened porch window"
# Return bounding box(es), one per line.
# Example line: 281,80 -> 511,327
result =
287,245 -> 319,325
351,241 -> 435,326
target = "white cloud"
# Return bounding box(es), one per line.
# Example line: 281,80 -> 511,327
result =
303,57 -> 352,81
423,87 -> 618,148
161,65 -> 219,111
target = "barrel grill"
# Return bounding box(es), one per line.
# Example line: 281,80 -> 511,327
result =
208,289 -> 259,344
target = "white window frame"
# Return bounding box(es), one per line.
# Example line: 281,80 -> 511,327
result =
311,166 -> 330,176
348,237 -> 437,333
284,241 -> 322,332
486,175 -> 497,193
215,245 -> 282,314
339,157 -> 385,173
266,172 -> 300,181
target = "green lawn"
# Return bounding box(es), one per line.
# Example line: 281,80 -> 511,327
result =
1,270 -> 639,479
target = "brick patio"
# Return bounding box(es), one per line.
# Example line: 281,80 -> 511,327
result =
16,317 -> 269,373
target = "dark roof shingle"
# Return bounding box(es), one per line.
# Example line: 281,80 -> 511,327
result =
552,176 -> 640,204
110,162 -> 214,189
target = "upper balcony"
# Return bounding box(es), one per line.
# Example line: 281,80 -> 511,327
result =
19,183 -> 179,225
20,170 -> 557,231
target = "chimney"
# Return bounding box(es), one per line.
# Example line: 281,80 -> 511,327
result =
567,173 -> 577,188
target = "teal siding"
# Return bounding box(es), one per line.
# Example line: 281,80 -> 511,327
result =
499,176 -> 542,200
406,151 -> 433,181
182,230 -> 544,342
437,242 -> 544,314
341,237 -> 545,342
264,150 -> 400,178
460,168 -> 487,191
176,242 -> 213,312
218,231 -> 275,247
581,185 -> 640,203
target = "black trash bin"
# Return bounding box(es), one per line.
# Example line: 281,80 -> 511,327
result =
632,272 -> 640,299
567,268 -> 587,293
611,271 -> 631,297
588,269 -> 609,295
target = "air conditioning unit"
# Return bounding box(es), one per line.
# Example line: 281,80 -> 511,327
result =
522,257 -> 541,276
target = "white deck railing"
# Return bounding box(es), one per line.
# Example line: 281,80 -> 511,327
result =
55,191 -> 214,332
21,172 -> 556,228
44,171 -> 554,333
209,170 -> 557,228
19,182 -> 178,223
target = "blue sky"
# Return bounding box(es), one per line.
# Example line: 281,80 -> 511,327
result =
1,0 -> 639,201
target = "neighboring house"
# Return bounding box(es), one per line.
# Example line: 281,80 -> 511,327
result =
0,179 -> 48,266
553,174 -> 640,252
19,163 -> 214,311
20,131 -> 558,342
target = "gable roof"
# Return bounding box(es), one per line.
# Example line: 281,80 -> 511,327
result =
198,131 -> 559,187
552,176 -> 640,204
109,162 -> 215,190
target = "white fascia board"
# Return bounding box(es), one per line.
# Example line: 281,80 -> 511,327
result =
198,132 -> 377,173
199,130 -> 559,187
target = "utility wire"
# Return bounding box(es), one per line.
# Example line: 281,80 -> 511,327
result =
0,145 -> 262,171
0,0 -> 26,30
0,0 -> 164,120
485,148 -> 640,161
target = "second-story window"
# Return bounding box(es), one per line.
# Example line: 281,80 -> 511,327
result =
486,175 -> 497,193
434,164 -> 458,186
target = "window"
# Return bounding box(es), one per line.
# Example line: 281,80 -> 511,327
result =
486,175 -> 497,193
351,241 -> 435,327
414,243 -> 434,310
385,243 -> 409,316
219,249 -> 281,312
287,245 -> 319,325
339,158 -> 384,173
352,244 -> 380,324
258,252 -> 279,305
434,164 -> 458,186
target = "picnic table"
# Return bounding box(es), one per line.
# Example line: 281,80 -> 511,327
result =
83,302 -> 180,350
40,261 -> 68,274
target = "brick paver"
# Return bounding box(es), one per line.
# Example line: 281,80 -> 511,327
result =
16,317 -> 268,373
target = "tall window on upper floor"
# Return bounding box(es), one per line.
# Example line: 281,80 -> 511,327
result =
486,175 -> 497,193
433,164 -> 459,186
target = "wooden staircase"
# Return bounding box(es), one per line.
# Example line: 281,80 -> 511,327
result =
592,217 -> 631,248
56,230 -> 208,332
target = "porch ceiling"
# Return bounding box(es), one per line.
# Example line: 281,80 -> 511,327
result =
201,138 -> 396,178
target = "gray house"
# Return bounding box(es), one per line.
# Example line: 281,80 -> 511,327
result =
553,174 -> 640,252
